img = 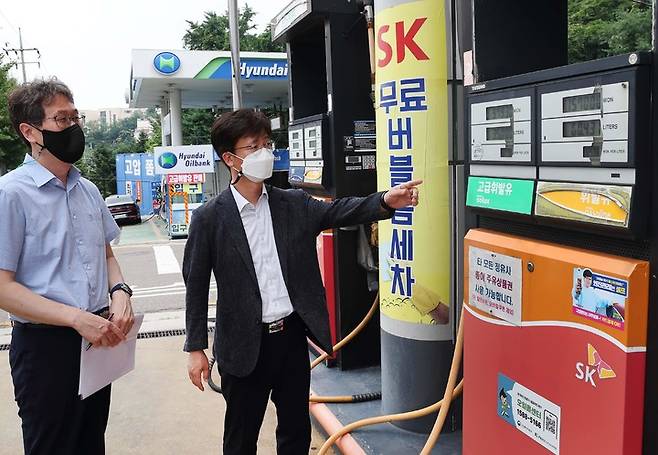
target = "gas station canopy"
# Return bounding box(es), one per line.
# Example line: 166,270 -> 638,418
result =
128,49 -> 290,109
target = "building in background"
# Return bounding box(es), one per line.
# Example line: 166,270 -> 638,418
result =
80,108 -> 146,127
134,119 -> 154,139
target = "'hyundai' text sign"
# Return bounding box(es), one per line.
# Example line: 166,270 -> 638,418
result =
154,145 -> 215,175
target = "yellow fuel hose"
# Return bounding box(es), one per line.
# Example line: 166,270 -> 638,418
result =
208,292 -> 382,400
308,292 -> 381,404
317,309 -> 465,455
317,380 -> 464,455
310,292 -> 380,370
420,309 -> 464,454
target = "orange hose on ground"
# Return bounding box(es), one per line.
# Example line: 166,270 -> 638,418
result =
318,308 -> 465,455
420,309 -> 465,454
317,381 -> 463,455
310,293 -> 379,370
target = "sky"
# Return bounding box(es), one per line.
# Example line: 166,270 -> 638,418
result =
0,0 -> 285,109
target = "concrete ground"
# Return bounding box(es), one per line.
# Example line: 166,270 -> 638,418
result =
0,335 -> 333,454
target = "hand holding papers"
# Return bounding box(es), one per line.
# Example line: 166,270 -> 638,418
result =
79,313 -> 144,399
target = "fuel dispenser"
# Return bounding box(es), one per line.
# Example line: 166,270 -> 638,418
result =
462,8 -> 654,452
271,0 -> 378,369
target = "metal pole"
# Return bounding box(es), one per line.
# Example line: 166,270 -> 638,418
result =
18,27 -> 26,83
228,0 -> 243,109
644,4 -> 658,453
169,88 -> 183,146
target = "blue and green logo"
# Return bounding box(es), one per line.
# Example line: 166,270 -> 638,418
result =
153,52 -> 181,75
158,152 -> 177,169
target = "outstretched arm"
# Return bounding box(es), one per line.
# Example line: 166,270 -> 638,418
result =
308,180 -> 423,232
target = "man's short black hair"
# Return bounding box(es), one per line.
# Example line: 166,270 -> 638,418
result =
499,388 -> 506,400
210,109 -> 271,163
8,77 -> 74,147
583,269 -> 593,278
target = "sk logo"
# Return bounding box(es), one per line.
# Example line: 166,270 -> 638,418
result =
575,344 -> 616,388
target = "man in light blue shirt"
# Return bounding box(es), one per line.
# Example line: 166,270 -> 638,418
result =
573,269 -> 610,315
0,78 -> 134,455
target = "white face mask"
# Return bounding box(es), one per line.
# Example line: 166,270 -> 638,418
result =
232,147 -> 274,183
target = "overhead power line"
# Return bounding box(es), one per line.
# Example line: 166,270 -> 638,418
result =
0,7 -> 17,33
3,27 -> 40,83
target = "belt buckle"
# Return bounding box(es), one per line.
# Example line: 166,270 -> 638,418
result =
268,319 -> 284,334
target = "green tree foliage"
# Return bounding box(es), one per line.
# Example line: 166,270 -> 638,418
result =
569,0 -> 652,63
78,113 -> 144,194
144,107 -> 162,152
180,5 -> 285,145
0,59 -> 25,174
135,131 -> 149,151
78,143 -> 117,198
84,113 -> 140,151
182,108 -> 216,145
183,5 -> 283,52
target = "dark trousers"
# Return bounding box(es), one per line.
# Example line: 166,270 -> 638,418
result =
219,312 -> 311,455
9,324 -> 111,455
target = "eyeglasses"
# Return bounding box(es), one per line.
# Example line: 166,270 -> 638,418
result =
233,141 -> 274,154
45,114 -> 86,128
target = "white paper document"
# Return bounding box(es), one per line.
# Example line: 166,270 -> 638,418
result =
79,314 -> 144,399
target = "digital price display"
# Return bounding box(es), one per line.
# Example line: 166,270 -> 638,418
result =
563,120 -> 601,138
486,126 -> 514,141
563,93 -> 601,113
486,104 -> 514,121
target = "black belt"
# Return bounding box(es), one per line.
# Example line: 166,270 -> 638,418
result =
11,306 -> 110,330
262,312 -> 299,334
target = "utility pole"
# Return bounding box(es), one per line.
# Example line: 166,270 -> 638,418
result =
3,28 -> 40,83
228,0 -> 242,110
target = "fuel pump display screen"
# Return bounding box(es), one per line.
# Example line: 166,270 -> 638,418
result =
563,93 -> 601,113
486,126 -> 513,141
469,94 -> 532,162
486,104 -> 514,120
563,120 -> 601,138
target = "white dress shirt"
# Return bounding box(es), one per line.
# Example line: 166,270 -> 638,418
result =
230,184 -> 294,323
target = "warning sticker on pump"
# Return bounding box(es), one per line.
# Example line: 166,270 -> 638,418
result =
498,373 -> 561,454
469,246 -> 522,325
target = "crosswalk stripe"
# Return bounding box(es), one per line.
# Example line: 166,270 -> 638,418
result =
152,245 -> 181,275
132,281 -> 185,291
132,289 -> 217,300
133,284 -> 216,296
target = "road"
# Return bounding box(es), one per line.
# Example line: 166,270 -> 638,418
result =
0,217 -> 209,326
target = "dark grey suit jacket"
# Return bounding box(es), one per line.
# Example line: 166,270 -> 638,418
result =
182,185 -> 393,377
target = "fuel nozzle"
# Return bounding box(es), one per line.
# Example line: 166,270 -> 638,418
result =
362,0 -> 375,25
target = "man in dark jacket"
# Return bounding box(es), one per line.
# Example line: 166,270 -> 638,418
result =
183,109 -> 421,454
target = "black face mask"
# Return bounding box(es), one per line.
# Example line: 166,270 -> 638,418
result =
33,123 -> 85,164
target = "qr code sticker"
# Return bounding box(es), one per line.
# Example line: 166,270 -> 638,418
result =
544,410 -> 558,437
362,155 -> 376,170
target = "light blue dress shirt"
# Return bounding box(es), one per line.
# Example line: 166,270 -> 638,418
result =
573,286 -> 610,315
0,154 -> 120,323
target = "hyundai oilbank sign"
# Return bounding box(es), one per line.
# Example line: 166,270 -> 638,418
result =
154,145 -> 215,174
135,49 -> 288,82
189,55 -> 287,80
153,52 -> 181,75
